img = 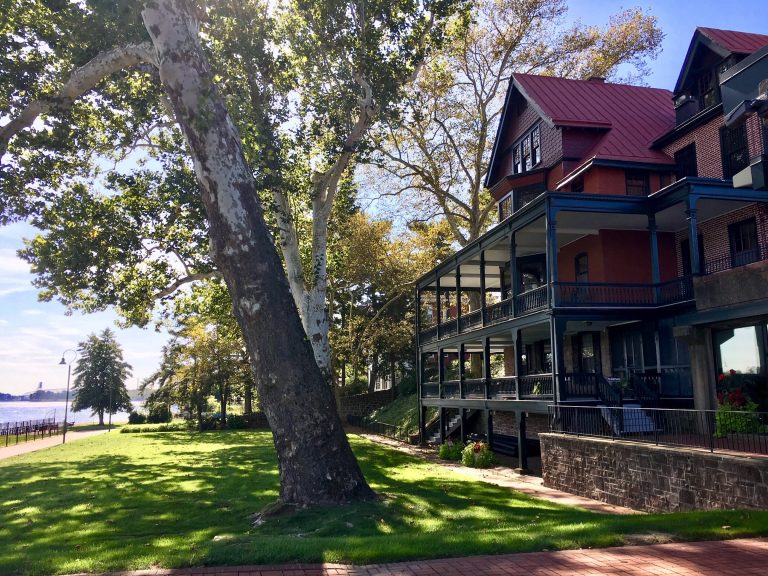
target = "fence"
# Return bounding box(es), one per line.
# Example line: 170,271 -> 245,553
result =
549,405 -> 768,455
1,418 -> 59,447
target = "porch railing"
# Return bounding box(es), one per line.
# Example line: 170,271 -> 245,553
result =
483,297 -> 513,326
459,309 -> 483,332
550,405 -> 768,455
704,243 -> 768,275
555,276 -> 693,307
516,285 -> 548,314
421,375 -> 554,401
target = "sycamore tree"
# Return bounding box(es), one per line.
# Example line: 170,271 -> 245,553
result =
370,0 -> 664,244
0,0 -> 465,506
72,328 -> 133,426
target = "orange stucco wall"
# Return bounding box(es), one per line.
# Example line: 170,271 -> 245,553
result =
557,230 -> 678,283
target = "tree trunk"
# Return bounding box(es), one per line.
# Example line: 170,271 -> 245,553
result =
98,410 -> 104,426
244,381 -> 253,416
220,382 -> 228,427
142,0 -> 373,506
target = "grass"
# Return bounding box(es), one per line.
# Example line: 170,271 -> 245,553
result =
368,393 -> 436,435
0,431 -> 767,575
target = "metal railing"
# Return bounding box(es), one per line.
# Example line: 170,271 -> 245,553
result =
420,324 -> 438,344
516,285 -> 548,314
346,415 -> 412,442
1,418 -> 59,447
420,376 -> 555,401
518,374 -> 554,398
483,297 -> 513,326
549,405 -> 768,455
459,309 -> 482,332
555,277 -> 694,308
704,244 -> 768,274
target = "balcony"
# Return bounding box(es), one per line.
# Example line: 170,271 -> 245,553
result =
421,374 -> 554,401
554,277 -> 693,308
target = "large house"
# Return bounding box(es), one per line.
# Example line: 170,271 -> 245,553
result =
415,27 -> 768,470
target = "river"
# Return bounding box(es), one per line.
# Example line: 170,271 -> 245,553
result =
0,400 -> 143,425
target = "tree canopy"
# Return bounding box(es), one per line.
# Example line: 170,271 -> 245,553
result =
72,328 -> 133,425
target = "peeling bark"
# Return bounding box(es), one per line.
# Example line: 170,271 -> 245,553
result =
141,0 -> 373,505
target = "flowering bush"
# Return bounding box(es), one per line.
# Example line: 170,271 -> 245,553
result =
438,439 -> 463,461
461,441 -> 496,468
715,371 -> 762,437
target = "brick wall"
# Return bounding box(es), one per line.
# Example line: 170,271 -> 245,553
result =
674,203 -> 768,275
662,114 -> 766,180
336,389 -> 395,420
492,411 -> 549,438
541,433 -> 768,512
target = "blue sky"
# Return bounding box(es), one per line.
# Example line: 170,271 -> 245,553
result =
1,3 -> 766,394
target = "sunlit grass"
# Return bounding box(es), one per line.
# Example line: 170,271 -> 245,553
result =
0,430 -> 766,575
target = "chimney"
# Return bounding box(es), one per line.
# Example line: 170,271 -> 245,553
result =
587,76 -> 606,83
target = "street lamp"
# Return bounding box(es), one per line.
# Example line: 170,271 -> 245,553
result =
59,349 -> 77,444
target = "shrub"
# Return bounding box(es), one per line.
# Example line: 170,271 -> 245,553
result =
227,414 -> 246,429
128,411 -> 146,425
120,421 -> 188,433
438,440 -> 463,461
461,441 -> 496,468
147,404 -> 172,424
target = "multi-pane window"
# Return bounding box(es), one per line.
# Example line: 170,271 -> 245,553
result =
721,123 -> 750,179
625,170 -> 650,196
697,69 -> 719,109
512,125 -> 541,175
675,143 -> 698,179
729,218 -> 759,267
575,253 -> 589,283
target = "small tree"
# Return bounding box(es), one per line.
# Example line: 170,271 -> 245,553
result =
72,329 -> 133,425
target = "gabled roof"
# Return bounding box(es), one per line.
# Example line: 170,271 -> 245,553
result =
674,27 -> 768,93
486,74 -> 675,188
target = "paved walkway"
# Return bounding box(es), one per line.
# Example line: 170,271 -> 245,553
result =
70,538 -> 768,575
0,428 -> 110,459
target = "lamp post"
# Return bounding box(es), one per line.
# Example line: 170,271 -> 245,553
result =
59,349 -> 77,444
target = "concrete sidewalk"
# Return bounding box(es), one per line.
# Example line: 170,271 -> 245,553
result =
0,428 -> 110,460
70,537 -> 768,575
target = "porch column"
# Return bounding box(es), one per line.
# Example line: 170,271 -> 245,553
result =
435,273 -> 442,339
438,347 -> 444,400
673,325 -> 717,411
460,408 -> 467,443
686,196 -> 701,275
459,342 -> 466,399
514,328 -> 523,400
551,316 -> 566,403
648,214 -> 660,302
486,410 -> 494,449
480,250 -> 487,326
419,405 -> 426,445
415,287 -> 422,338
509,232 -> 518,316
455,266 -> 462,334
439,408 -> 446,443
483,336 -> 491,400
515,410 -> 529,473
546,209 -> 559,307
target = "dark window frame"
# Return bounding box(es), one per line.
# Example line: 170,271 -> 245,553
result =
674,143 -> 698,179
512,124 -> 541,175
575,252 -> 589,283
720,122 -> 750,179
728,217 -> 759,268
625,170 -> 650,196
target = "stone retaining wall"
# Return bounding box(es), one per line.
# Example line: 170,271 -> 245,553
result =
540,433 -> 768,512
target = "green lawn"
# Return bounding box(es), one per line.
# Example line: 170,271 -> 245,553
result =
1,431 -> 767,575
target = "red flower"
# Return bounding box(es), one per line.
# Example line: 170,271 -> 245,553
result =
473,442 -> 482,453
730,369 -> 737,375
718,373 -> 726,382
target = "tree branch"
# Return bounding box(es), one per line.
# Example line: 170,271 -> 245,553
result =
0,41 -> 158,157
154,271 -> 219,300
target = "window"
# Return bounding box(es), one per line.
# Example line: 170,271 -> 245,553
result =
729,218 -> 759,267
575,253 -> 589,283
721,123 -> 750,179
697,69 -> 719,109
625,170 -> 649,196
512,125 -> 541,175
675,144 -> 698,179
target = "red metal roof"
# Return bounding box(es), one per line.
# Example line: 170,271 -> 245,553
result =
697,27 -> 768,55
513,74 -> 676,168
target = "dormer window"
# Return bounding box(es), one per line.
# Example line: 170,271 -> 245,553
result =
512,125 -> 541,175
697,69 -> 718,109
